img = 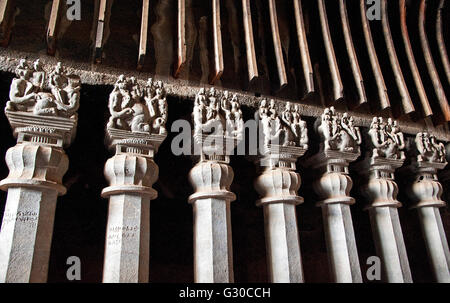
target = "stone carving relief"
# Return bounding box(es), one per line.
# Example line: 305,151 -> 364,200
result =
368,117 -> 405,160
193,88 -> 243,139
317,107 -> 361,153
256,99 -> 308,149
107,75 -> 168,135
415,132 -> 447,164
7,59 -> 80,118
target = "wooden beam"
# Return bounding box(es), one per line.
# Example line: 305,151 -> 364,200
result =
137,0 -> 150,70
399,0 -> 433,117
268,0 -> 287,90
174,0 -> 186,78
0,0 -> 15,46
46,0 -> 62,56
317,0 -> 343,102
293,0 -> 314,95
339,0 -> 367,106
437,0 -> 450,86
360,0 -> 390,110
94,0 -> 111,64
419,0 -> 450,121
381,0 -> 415,115
242,0 -> 258,83
210,0 -> 223,84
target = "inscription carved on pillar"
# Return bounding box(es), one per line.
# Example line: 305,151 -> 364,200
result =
0,60 -> 80,282
253,100 -> 308,283
102,76 -> 167,283
306,107 -> 362,283
408,132 -> 449,282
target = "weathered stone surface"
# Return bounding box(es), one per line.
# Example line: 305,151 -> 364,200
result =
0,59 -> 77,283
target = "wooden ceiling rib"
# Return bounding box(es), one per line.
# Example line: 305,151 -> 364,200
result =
360,0 -> 390,111
46,0 -> 62,56
317,0 -> 344,102
381,0 -> 415,115
0,0 -> 14,47
93,0 -> 111,64
436,0 -> 450,86
174,0 -> 186,78
339,0 -> 367,107
399,0 -> 433,118
210,0 -> 223,85
137,0 -> 150,70
419,0 -> 450,122
293,0 -> 314,95
242,0 -> 258,83
268,0 -> 287,91
0,0 -> 448,127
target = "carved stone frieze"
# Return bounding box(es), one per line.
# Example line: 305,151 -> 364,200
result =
193,88 -> 244,162
107,75 -> 168,135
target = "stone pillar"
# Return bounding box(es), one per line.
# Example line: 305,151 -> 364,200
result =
188,88 -> 243,283
0,60 -> 80,282
409,132 -> 449,282
307,107 -> 363,283
253,101 -> 308,283
362,117 -> 412,282
101,76 -> 168,283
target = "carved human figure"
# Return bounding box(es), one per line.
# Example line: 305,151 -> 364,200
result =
318,108 -> 339,151
7,59 -> 37,111
7,60 -> 80,118
107,75 -> 133,130
108,75 -> 167,134
31,59 -> 46,91
430,135 -> 446,163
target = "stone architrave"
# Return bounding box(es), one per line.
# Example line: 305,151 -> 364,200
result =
253,100 -> 308,283
188,88 -> 243,283
0,59 -> 81,282
361,117 -> 412,282
306,107 -> 363,283
408,132 -> 449,282
101,76 -> 167,283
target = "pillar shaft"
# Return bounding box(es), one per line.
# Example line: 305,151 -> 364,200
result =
193,198 -> 233,282
189,161 -> 236,283
417,206 -> 450,282
321,202 -> 361,282
101,152 -> 159,283
254,165 -> 305,283
263,203 -> 303,282
0,187 -> 57,282
363,160 -> 412,282
102,194 -> 150,283
368,206 -> 412,282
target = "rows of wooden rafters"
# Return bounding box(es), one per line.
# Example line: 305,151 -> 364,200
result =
0,0 -> 448,126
